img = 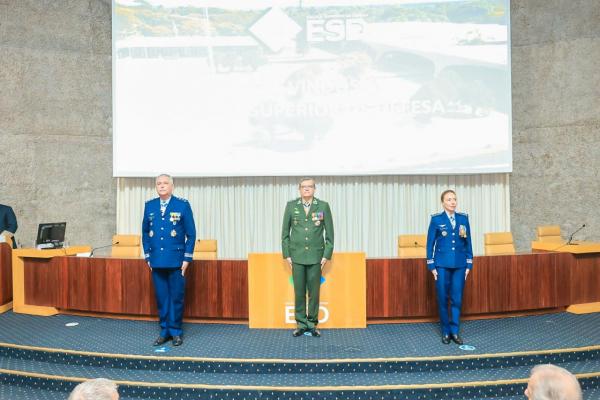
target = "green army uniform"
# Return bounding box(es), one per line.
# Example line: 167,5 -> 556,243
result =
281,197 -> 334,330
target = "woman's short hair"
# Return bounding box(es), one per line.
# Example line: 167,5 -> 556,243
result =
440,189 -> 456,203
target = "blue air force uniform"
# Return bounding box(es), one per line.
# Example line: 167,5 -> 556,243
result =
142,196 -> 196,338
426,211 -> 473,336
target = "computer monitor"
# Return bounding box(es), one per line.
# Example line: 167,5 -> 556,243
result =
36,222 -> 66,249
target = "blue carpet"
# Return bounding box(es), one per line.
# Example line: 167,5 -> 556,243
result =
1,356 -> 600,385
0,311 -> 598,359
1,311 -> 599,399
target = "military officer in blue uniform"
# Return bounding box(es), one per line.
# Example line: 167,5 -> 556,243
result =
426,189 -> 473,345
142,174 -> 196,347
0,204 -> 18,249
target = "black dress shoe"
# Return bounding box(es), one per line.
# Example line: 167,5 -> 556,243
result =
153,336 -> 171,346
310,328 -> 321,337
450,334 -> 463,345
172,336 -> 183,346
292,328 -> 306,337
441,335 -> 451,344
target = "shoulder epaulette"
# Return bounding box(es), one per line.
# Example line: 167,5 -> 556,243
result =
431,211 -> 443,217
456,211 -> 468,216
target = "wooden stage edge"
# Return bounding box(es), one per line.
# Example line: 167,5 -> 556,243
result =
367,307 -> 567,325
60,307 -> 568,325
58,310 -> 249,325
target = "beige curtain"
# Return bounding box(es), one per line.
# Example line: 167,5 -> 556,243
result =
117,174 -> 510,258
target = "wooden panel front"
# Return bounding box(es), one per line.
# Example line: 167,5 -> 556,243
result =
184,259 -> 248,319
18,251 -> 600,321
570,253 -> 600,304
367,252 -> 578,320
24,257 -> 62,307
0,243 -> 12,305
23,257 -> 248,320
367,258 -> 437,318
121,260 -> 156,315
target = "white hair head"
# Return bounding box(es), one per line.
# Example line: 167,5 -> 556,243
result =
528,364 -> 582,400
68,378 -> 119,400
156,174 -> 174,185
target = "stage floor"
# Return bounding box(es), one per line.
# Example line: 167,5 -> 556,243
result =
0,311 -> 599,359
1,311 -> 599,399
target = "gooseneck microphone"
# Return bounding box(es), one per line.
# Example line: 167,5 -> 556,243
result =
566,224 -> 586,245
89,242 -> 119,257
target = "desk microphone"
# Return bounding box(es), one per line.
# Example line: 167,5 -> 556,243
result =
90,242 -> 119,258
566,224 -> 586,245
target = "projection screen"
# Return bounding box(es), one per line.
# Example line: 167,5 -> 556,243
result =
113,0 -> 511,177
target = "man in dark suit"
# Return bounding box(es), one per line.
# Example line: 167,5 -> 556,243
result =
0,204 -> 18,248
142,174 -> 196,347
282,177 -> 334,338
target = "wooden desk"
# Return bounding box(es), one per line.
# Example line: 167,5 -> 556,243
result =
12,247 -> 91,316
532,241 -> 600,254
367,252 -> 600,320
0,243 -> 12,313
19,256 -> 247,320
15,252 -> 600,322
531,241 -> 600,313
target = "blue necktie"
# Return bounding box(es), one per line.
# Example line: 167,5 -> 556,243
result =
160,201 -> 167,216
450,215 -> 456,229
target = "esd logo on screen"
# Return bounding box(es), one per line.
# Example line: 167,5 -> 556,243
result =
306,16 -> 366,42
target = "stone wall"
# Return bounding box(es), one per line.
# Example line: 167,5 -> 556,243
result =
1,0 -> 598,252
0,0 -> 114,250
510,0 -> 600,250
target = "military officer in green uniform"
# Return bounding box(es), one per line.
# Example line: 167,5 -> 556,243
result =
282,177 -> 334,337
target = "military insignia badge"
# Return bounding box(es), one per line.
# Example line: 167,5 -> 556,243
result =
459,225 -> 467,238
169,212 -> 181,223
441,231 -> 447,237
171,229 -> 177,237
315,220 -> 321,226
149,230 -> 154,237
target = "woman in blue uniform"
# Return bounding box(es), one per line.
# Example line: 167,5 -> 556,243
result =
426,189 -> 473,345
